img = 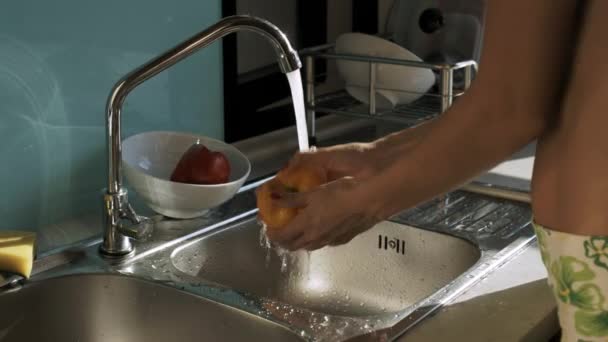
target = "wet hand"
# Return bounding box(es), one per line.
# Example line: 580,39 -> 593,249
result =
265,176 -> 382,251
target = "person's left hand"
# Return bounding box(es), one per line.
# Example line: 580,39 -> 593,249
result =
265,176 -> 383,251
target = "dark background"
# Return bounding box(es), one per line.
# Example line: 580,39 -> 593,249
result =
222,0 -> 378,142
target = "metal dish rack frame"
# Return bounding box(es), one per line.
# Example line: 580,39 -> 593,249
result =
300,43 -> 478,143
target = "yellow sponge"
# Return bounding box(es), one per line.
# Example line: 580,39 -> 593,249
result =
0,231 -> 36,278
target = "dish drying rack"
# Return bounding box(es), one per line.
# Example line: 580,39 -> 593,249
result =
300,43 -> 478,143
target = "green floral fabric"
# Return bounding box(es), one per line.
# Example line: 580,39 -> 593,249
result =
584,237 -> 608,271
574,311 -> 608,337
550,257 -> 603,310
533,223 -> 608,340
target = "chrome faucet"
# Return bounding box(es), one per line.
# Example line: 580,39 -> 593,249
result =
100,15 -> 302,257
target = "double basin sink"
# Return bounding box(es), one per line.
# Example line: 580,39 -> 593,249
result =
0,188 -> 533,341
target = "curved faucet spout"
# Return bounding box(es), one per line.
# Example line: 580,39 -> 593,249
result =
106,15 -> 300,195
101,15 -> 301,257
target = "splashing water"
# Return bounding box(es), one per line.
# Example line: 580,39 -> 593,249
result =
302,250 -> 311,281
254,71 -> 310,274
258,224 -> 293,273
286,70 -> 309,152
251,70 -> 311,276
259,224 -> 272,268
254,71 -> 396,340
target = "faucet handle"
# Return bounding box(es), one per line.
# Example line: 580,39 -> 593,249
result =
101,188 -> 153,257
118,203 -> 154,240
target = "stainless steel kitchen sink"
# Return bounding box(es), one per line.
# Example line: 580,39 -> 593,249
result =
0,187 -> 534,342
171,219 -> 480,317
160,189 -> 534,340
0,274 -> 303,342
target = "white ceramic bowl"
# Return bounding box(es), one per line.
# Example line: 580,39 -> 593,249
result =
122,131 -> 251,219
335,33 -> 435,108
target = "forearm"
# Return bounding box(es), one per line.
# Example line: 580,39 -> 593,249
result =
361,0 -> 580,219
370,88 -> 543,218
370,120 -> 436,161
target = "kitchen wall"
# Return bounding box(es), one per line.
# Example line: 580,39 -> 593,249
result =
0,1 -> 223,245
